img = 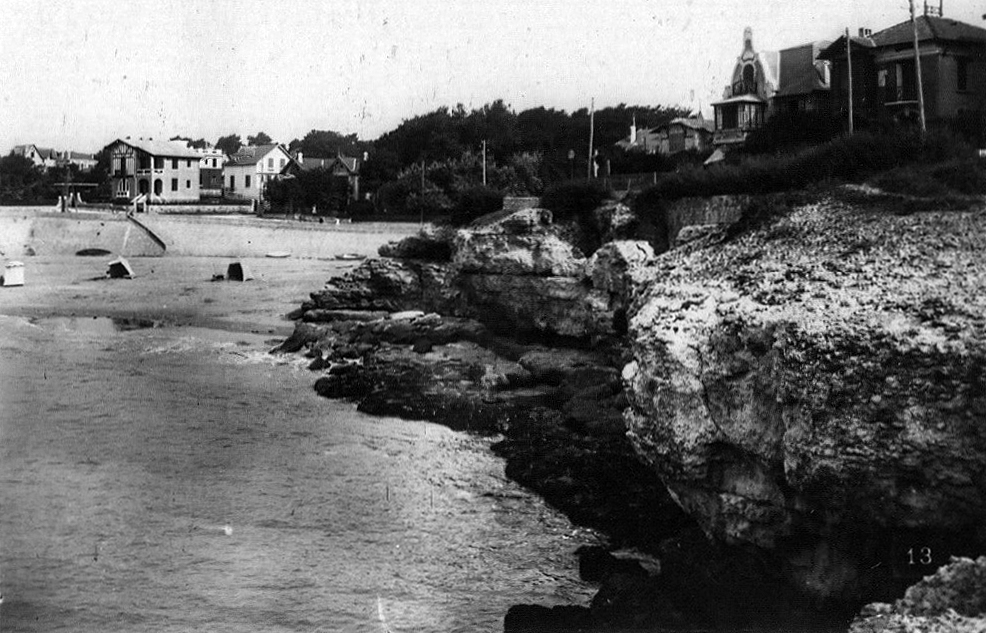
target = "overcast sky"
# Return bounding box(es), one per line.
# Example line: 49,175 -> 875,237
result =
2,0 -> 984,153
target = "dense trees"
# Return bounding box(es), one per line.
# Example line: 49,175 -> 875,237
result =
247,131 -> 273,146
215,134 -> 243,156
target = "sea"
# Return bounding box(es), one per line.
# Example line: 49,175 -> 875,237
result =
0,313 -> 597,632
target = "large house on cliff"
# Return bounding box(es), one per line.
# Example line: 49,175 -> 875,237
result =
108,137 -> 202,203
820,15 -> 986,127
712,28 -> 831,149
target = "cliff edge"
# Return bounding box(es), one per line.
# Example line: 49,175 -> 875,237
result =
624,196 -> 986,600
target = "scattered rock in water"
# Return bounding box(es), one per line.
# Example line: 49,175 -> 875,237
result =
503,604 -> 594,632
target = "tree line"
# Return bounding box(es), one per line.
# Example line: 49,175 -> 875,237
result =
2,100 -> 694,209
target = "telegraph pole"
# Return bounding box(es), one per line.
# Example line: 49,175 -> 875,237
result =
909,0 -> 928,132
587,98 -> 595,181
846,27 -> 854,134
481,140 -> 487,186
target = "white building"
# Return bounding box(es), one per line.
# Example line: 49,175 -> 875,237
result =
224,144 -> 297,201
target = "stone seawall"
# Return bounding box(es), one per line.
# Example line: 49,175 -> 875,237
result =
0,210 -> 163,257
0,207 -> 419,259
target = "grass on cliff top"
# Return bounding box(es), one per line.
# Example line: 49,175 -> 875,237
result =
635,129 -> 977,204
631,129 -> 986,246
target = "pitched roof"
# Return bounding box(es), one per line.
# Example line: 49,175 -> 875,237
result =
297,155 -> 359,173
671,117 -> 715,133
114,138 -> 201,158
775,41 -> 831,97
872,15 -> 986,47
226,144 -> 283,166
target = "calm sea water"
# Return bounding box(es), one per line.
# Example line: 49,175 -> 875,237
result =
0,315 -> 596,632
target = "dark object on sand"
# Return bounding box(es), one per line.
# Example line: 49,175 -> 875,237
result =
76,248 -> 112,257
106,258 -> 135,279
211,274 -> 225,282
226,262 -> 253,281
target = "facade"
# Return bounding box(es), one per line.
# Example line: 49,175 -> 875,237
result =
296,152 -> 362,200
11,145 -> 59,169
712,28 -> 831,147
617,116 -> 714,155
224,144 -> 297,201
820,15 -> 986,126
57,151 -> 97,171
195,147 -> 226,197
108,137 -> 202,203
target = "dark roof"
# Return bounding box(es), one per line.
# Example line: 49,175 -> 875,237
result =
297,155 -> 359,174
775,41 -> 831,97
823,15 -> 986,58
873,15 -> 986,47
297,157 -> 334,171
226,144 -> 282,166
658,117 -> 715,133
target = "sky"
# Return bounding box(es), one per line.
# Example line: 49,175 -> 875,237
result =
2,0 -> 985,153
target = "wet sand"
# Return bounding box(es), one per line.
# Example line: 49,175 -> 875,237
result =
0,255 -> 373,336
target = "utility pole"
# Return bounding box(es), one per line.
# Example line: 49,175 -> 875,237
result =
910,0 -> 928,133
481,140 -> 487,186
587,97 -> 595,181
846,27 -> 854,134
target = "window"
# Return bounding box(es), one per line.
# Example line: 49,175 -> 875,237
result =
267,157 -> 274,170
186,159 -> 192,168
279,158 -> 285,168
171,178 -> 178,191
186,180 -> 191,189
212,159 -> 217,168
229,175 -> 235,190
138,154 -> 151,169
245,175 -> 252,188
958,58 -> 970,92
154,157 -> 164,169
172,159 -> 178,169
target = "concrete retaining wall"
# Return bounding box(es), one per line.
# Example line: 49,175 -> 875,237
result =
0,207 -> 418,259
0,210 -> 163,257
140,215 -> 417,258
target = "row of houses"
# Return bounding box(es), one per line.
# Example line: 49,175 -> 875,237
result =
620,12 -> 986,160
105,138 -> 361,204
12,144 -> 97,171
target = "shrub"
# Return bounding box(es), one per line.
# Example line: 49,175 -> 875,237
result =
740,110 -> 843,155
540,180 -> 612,222
449,186 -> 505,226
405,190 -> 453,219
637,129 -> 974,208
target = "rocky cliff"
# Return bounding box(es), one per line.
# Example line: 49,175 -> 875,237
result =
624,196 -> 986,601
280,195 -> 986,629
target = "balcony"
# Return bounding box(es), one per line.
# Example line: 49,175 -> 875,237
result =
713,128 -> 752,145
731,79 -> 759,96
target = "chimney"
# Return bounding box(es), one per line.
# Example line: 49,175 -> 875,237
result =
630,114 -> 637,144
858,27 -> 872,37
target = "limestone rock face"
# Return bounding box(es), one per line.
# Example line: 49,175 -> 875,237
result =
624,200 -> 986,599
453,208 -> 586,277
850,557 -> 986,632
309,258 -> 456,314
587,240 -> 655,300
